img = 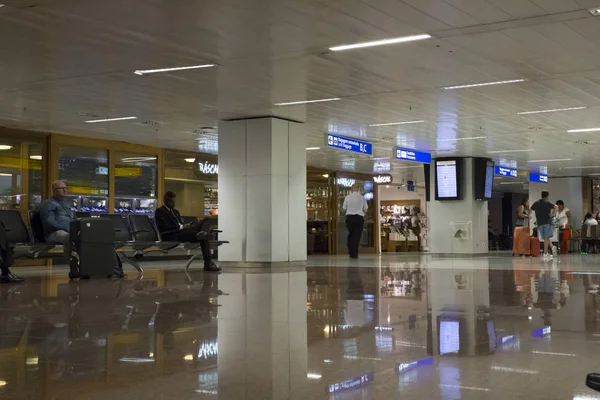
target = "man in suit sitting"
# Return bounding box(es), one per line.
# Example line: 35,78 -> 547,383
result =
154,191 -> 221,272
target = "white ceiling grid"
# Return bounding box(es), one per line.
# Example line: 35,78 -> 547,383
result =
2,0 -> 600,184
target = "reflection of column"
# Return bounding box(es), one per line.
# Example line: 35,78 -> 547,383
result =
218,271 -> 307,399
428,259 -> 490,356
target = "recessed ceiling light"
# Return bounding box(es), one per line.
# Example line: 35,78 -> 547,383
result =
368,120 -> 425,127
442,79 -> 526,90
274,98 -> 341,106
0,145 -> 12,150
0,173 -> 12,177
568,127 -> 600,133
517,106 -> 587,115
307,373 -> 322,380
120,156 -> 157,163
29,155 -> 42,160
589,7 -> 600,16
85,116 -> 137,123
329,34 -> 431,52
528,158 -> 572,163
322,174 -> 329,178
0,380 -> 5,387
306,147 -> 321,150
488,149 -> 534,154
437,136 -> 485,142
184,158 -> 196,163
134,64 -> 216,76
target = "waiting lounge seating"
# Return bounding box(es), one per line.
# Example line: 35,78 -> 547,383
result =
0,210 -> 227,272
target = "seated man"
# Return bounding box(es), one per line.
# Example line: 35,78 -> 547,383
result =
154,191 -> 221,272
41,180 -> 125,280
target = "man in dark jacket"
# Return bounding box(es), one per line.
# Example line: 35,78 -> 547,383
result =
154,191 -> 220,271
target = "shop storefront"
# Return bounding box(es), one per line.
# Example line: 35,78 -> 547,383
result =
306,168 -> 378,255
164,150 -> 218,217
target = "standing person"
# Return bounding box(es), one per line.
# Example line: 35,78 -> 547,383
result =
513,196 -> 530,256
582,212 -> 598,254
342,183 -> 368,259
531,191 -> 556,259
154,191 -> 220,271
555,200 -> 571,255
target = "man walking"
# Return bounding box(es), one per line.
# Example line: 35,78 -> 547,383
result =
342,183 -> 368,259
531,191 -> 556,259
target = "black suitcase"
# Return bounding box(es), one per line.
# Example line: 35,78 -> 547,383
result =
70,218 -> 115,278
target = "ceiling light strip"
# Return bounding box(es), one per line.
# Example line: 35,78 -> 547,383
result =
368,120 -> 425,127
329,34 -> 431,52
306,147 -> 321,151
134,64 -> 216,76
274,98 -> 341,106
437,136 -> 485,142
518,106 -> 587,115
562,166 -> 600,169
488,149 -> 534,154
528,158 -> 572,163
84,116 -> 137,123
568,127 -> 600,133
442,79 -> 526,90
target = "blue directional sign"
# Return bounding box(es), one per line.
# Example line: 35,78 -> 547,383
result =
328,372 -> 374,394
397,357 -> 434,375
496,334 -> 519,345
532,326 -> 551,338
395,147 -> 431,164
495,166 -> 518,177
327,134 -> 372,155
530,173 -> 548,183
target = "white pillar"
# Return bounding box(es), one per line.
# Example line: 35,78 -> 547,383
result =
218,117 -> 307,262
428,158 -> 488,254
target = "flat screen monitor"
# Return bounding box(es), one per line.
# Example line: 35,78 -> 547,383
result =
435,158 -> 463,200
473,158 -> 494,201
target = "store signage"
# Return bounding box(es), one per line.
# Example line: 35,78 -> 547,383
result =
327,134 -> 372,155
95,167 -> 108,175
395,148 -> 431,164
337,177 -> 355,187
530,173 -> 548,183
197,339 -> 218,359
397,357 -> 433,374
198,162 -> 218,174
373,174 -> 392,184
328,372 -> 374,394
495,166 -> 517,177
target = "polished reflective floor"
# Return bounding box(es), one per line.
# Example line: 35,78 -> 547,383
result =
2,254 -> 600,399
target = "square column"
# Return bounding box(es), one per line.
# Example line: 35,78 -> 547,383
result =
218,117 -> 307,262
428,158 -> 488,254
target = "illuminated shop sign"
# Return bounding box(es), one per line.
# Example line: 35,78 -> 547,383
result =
337,177 -> 355,187
532,326 -> 551,337
327,134 -> 372,155
395,148 -> 431,164
197,339 -> 218,359
192,157 -> 219,178
373,174 -> 393,184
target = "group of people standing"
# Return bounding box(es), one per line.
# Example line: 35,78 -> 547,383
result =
513,190 -> 574,259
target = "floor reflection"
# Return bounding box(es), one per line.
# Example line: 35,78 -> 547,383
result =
1,255 -> 600,399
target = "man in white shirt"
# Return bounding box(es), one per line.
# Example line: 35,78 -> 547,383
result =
343,183 -> 368,259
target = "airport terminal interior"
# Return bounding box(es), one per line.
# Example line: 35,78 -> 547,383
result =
4,0 -> 600,399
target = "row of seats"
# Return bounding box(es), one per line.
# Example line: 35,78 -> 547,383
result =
0,210 -> 225,272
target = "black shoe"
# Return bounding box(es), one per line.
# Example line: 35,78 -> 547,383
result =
349,255 -> 359,259
0,273 -> 24,284
204,263 -> 221,272
111,270 -> 127,279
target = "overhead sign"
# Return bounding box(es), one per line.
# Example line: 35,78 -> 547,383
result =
529,173 -> 548,183
395,147 -> 431,164
373,174 -> 392,184
495,166 -> 517,177
327,134 -> 372,155
193,157 -> 219,178
328,372 -> 374,394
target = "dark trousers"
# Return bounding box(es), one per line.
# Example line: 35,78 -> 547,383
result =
0,222 -> 14,275
163,228 -> 212,268
346,215 -> 364,258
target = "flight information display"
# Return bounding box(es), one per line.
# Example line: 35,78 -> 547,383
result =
484,161 -> 494,199
435,159 -> 460,200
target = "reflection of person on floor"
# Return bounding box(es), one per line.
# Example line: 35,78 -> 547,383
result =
0,221 -> 24,283
343,184 -> 368,259
154,191 -> 220,271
